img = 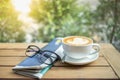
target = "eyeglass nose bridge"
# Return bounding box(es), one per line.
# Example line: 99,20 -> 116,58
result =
42,53 -> 51,58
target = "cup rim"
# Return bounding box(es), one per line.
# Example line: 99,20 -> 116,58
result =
62,36 -> 93,46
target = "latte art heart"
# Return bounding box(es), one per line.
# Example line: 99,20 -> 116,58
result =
67,38 -> 89,45
63,36 -> 92,46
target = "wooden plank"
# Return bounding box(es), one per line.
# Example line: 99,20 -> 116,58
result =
0,43 -> 106,49
0,49 -> 26,57
0,43 -> 47,49
0,67 -> 33,80
0,43 -> 118,79
54,57 -> 109,67
0,57 -> 109,67
0,57 -> 25,67
0,49 -> 103,57
100,43 -> 114,48
45,67 -> 118,79
102,44 -> 120,78
0,67 -> 118,79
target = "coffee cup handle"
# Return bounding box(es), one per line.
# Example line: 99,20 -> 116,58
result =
89,43 -> 100,55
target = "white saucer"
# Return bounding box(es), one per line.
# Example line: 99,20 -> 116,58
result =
63,52 -> 99,65
56,45 -> 99,65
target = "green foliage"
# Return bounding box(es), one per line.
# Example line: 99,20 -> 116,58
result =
92,0 -> 120,42
30,0 -> 93,42
0,0 -> 25,42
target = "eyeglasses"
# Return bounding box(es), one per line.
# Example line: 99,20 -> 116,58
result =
25,45 -> 60,65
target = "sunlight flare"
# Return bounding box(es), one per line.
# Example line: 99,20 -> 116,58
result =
11,0 -> 31,14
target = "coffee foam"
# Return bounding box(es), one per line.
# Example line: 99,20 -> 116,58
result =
63,36 -> 92,46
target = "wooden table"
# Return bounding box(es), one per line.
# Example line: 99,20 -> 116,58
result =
0,43 -> 120,80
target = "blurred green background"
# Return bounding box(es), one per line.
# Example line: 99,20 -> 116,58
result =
0,0 -> 120,50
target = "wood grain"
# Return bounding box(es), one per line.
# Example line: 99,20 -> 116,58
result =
0,43 -> 47,49
0,49 -> 26,57
0,67 -> 32,80
45,67 -> 118,79
0,56 -> 109,67
102,44 -> 120,78
0,67 -> 118,79
0,43 -> 119,79
0,49 -> 103,57
54,57 -> 109,67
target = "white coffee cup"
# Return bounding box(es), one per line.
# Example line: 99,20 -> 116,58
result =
62,36 -> 100,59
